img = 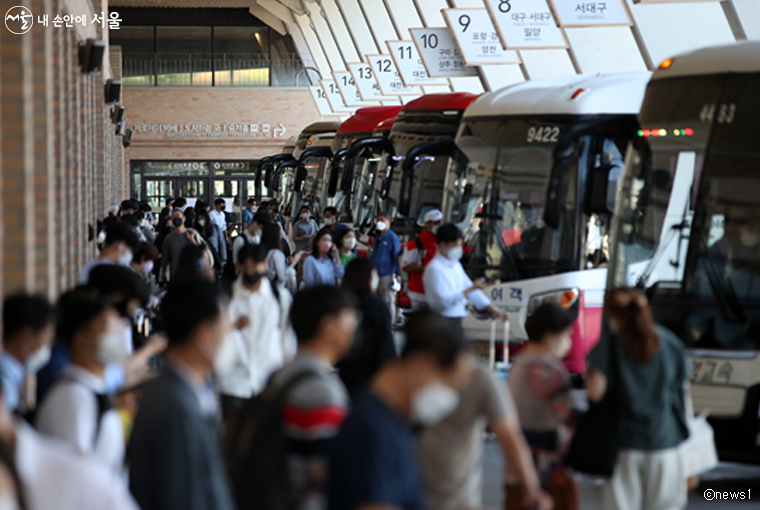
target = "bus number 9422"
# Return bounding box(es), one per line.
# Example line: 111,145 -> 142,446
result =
527,126 -> 560,143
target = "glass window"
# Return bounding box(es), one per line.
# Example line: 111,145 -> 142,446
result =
156,27 -> 212,86
214,27 -> 270,86
111,26 -> 154,86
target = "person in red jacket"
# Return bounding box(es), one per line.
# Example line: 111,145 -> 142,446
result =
402,209 -> 443,310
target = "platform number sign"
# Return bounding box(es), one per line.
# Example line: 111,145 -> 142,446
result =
386,40 -> 449,87
485,0 -> 568,49
548,0 -> 632,27
347,62 -> 394,102
308,85 -> 339,117
410,27 -> 478,78
443,8 -> 521,65
365,54 -> 422,97
320,79 -> 355,113
332,71 -> 380,108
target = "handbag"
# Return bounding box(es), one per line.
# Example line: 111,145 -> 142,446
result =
678,387 -> 718,477
565,338 -> 620,477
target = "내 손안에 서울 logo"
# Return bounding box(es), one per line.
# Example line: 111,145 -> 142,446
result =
5,6 -> 33,34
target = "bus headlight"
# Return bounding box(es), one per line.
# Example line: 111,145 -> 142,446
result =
527,288 -> 580,318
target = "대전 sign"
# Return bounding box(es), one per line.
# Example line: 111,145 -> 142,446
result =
132,123 -> 287,138
410,27 -> 478,78
549,0 -> 632,27
443,8 -> 521,65
386,40 -> 449,87
485,0 -> 568,49
366,54 -> 423,96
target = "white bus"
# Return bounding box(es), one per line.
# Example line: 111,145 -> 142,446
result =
606,41 -> 760,461
454,73 -> 650,375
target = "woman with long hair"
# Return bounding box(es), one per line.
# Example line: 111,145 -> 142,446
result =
586,287 -> 690,510
338,257 -> 396,398
260,223 -> 301,293
301,229 -> 344,288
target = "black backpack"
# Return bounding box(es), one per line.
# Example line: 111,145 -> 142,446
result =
225,369 -> 318,510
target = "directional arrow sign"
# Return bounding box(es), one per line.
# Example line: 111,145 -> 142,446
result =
484,0 -> 568,49
273,123 -> 287,138
365,54 -> 423,97
386,40 -> 450,87
443,8 -> 521,65
410,27 -> 479,78
321,79 -> 356,113
308,85 -> 339,117
347,62 -> 395,102
333,71 -> 381,107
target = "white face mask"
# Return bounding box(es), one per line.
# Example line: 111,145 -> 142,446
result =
343,237 -> 357,250
142,260 -> 154,275
26,343 -> 52,374
447,246 -> 464,261
97,330 -> 130,365
431,224 -> 440,235
140,219 -> 150,229
411,380 -> 460,426
118,249 -> 133,266
301,213 -> 310,220
376,221 -> 388,232
324,218 -> 335,226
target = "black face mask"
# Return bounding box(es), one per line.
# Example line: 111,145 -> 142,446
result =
242,273 -> 264,286
172,217 -> 183,227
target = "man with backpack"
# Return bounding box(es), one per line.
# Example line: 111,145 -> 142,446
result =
402,209 -> 443,310
227,285 -> 356,510
215,243 -> 296,417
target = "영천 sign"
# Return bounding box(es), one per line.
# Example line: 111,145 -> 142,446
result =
484,0 -> 568,49
366,54 -> 423,96
410,27 -> 479,78
549,0 -> 632,27
443,8 -> 521,65
386,40 -> 450,87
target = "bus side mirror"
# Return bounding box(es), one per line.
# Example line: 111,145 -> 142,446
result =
585,164 -> 615,216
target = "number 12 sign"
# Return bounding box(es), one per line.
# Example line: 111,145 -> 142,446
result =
365,54 -> 422,96
485,0 -> 568,50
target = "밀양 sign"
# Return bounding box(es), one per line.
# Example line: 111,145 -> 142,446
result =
410,27 -> 479,78
443,8 -> 521,65
321,79 -> 356,113
347,62 -> 392,102
386,40 -> 449,87
366,54 -> 423,96
332,71 -> 380,107
549,0 -> 632,27
309,85 -> 339,116
484,0 -> 568,50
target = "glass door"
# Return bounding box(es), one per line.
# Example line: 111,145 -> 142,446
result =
145,179 -> 174,211
177,179 -> 208,207
213,179 -> 243,237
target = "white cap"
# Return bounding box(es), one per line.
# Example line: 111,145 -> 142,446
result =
424,209 -> 443,223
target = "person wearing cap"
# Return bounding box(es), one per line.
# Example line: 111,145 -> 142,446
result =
402,209 -> 443,310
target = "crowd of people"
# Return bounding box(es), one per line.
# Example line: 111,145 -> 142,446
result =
0,195 -> 696,510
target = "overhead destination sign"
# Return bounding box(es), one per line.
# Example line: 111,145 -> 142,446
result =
308,85 -> 339,117
386,40 -> 450,87
320,80 -> 355,113
332,71 -> 380,107
549,0 -> 632,27
410,27 -> 479,78
484,0 -> 568,49
366,54 -> 423,96
443,8 -> 522,65
347,62 -> 396,102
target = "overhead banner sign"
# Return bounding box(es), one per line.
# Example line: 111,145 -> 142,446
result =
366,54 -> 423,96
347,62 -> 396,102
386,40 -> 450,87
410,27 -> 479,78
632,0 -> 726,3
484,0 -> 568,49
320,80 -> 356,113
443,8 -> 522,65
332,71 -> 380,107
549,0 -> 632,27
308,85 -> 339,117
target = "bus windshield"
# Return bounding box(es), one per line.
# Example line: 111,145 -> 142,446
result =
457,118 -> 579,281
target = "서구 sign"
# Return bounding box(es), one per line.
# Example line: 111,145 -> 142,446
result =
320,79 -> 356,113
347,62 -> 393,102
410,27 -> 479,78
332,71 -> 380,107
484,0 -> 568,50
386,40 -> 449,87
443,8 -> 521,65
309,85 -> 338,116
549,0 -> 632,27
366,54 -> 423,96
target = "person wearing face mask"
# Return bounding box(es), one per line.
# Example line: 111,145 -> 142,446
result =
231,209 -> 272,265
134,211 -> 155,243
402,209 -> 443,310
242,198 -> 257,230
0,295 -> 56,414
209,198 -> 230,257
292,205 -> 320,254
328,309 -> 472,510
318,206 -> 349,244
302,230 -> 345,288
337,228 -> 357,267
130,242 -> 159,283
215,243 -> 296,417
506,302 -> 577,510
78,222 -> 139,285
338,258 -> 396,398
130,280 -> 235,510
372,213 -> 402,324
423,223 -> 508,328
35,293 -> 129,474
161,210 -> 194,286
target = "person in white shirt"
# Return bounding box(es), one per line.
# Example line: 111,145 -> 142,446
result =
423,223 -> 508,325
215,243 -> 296,417
36,292 -> 130,474
209,198 -> 229,257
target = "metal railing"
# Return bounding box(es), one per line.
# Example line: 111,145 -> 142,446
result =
122,54 -> 310,87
